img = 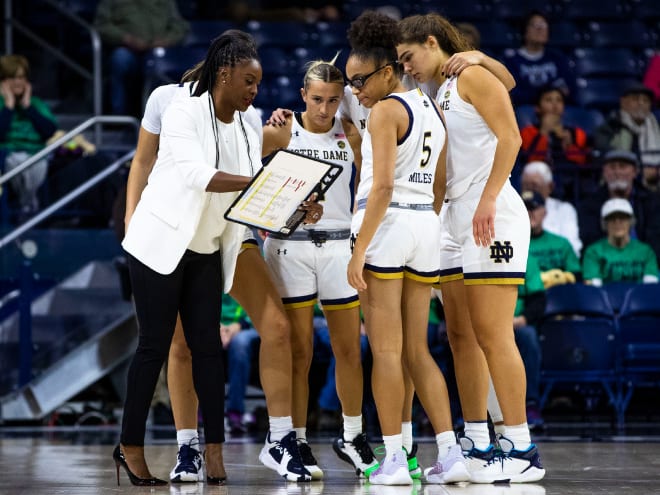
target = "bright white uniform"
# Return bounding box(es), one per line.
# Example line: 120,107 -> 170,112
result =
263,114 -> 358,310
351,88 -> 444,282
436,75 -> 529,285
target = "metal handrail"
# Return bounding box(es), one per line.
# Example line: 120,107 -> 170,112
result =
4,0 -> 104,136
0,149 -> 135,250
0,115 -> 139,187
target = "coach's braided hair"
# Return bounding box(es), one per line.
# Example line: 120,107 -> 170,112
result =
398,14 -> 472,56
303,53 -> 344,90
192,29 -> 259,97
346,10 -> 403,78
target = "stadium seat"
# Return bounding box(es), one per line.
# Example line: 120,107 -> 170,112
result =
572,48 -> 640,79
547,21 -> 584,49
473,21 -> 519,49
617,284 -> 660,425
258,76 -> 304,116
143,46 -> 207,95
537,284 -> 621,419
563,105 -> 606,137
602,282 -> 638,314
584,21 -> 656,48
574,77 -> 637,112
630,0 -> 660,21
434,2 -> 492,22
245,21 -> 312,49
562,0 -> 630,21
259,46 -> 295,77
184,20 -> 238,48
514,104 -> 536,128
490,0 -> 559,21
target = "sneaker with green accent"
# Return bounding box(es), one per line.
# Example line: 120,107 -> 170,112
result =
332,432 -> 379,478
405,444 -> 422,479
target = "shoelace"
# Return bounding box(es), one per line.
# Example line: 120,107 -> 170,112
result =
280,435 -> 306,469
297,441 -> 318,465
176,444 -> 201,472
351,433 -> 376,463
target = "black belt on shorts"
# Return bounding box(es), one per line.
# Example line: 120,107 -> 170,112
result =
356,199 -> 434,211
270,229 -> 351,246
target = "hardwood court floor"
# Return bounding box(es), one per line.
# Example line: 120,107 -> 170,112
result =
1,427 -> 659,495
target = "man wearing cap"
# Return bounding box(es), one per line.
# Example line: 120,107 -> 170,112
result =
582,198 -> 658,287
521,161 -> 582,257
577,149 -> 660,261
523,190 -> 581,288
594,81 -> 660,168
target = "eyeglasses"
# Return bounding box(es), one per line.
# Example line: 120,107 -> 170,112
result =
347,62 -> 396,89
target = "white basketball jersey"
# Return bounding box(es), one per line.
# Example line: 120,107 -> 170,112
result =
356,88 -> 445,206
437,75 -> 497,199
288,113 -> 355,230
339,84 -> 370,138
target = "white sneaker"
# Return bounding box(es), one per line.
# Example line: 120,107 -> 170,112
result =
498,436 -> 546,483
424,444 -> 470,484
459,436 -> 509,484
258,431 -> 312,481
297,439 -> 324,480
333,432 -> 379,478
169,442 -> 204,482
369,449 -> 413,486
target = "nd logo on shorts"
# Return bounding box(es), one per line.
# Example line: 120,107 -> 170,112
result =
489,240 -> 514,263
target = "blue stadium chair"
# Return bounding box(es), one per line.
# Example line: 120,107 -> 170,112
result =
245,21 -> 312,49
602,282 -> 638,315
312,21 -> 351,51
433,2 -> 492,22
514,104 -> 536,128
575,77 -> 637,112
572,48 -> 641,79
562,0 -> 630,21
547,21 -> 584,49
617,284 -> 660,425
630,0 -> 660,21
563,105 -> 606,137
473,21 -> 519,50
537,284 -> 621,419
259,46 -> 295,77
584,21 -> 656,48
184,20 -> 238,48
143,46 -> 208,95
258,76 -> 304,116
490,0 -> 559,21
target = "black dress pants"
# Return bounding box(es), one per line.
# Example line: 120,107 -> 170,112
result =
121,249 -> 225,445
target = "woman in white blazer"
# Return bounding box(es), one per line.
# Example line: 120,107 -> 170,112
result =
115,31 -> 317,486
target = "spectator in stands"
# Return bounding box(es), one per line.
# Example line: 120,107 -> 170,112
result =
594,82 -> 660,168
577,150 -> 660,262
520,85 -> 590,167
0,54 -> 57,215
94,0 -> 189,116
219,1 -> 342,23
523,190 -> 581,288
583,198 -> 659,286
643,53 -> 660,106
520,161 -> 582,257
221,294 -> 260,435
503,11 -> 576,106
513,253 -> 546,430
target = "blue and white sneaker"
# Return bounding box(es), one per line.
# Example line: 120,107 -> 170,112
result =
498,436 -> 546,483
259,431 -> 312,482
459,436 -> 509,484
169,442 -> 204,482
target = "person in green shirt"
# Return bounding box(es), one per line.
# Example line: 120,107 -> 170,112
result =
583,198 -> 659,286
0,54 -> 57,213
522,190 -> 582,288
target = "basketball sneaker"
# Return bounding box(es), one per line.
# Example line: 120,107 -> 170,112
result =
459,436 -> 510,483
424,444 -> 470,484
369,449 -> 413,485
297,439 -> 324,480
259,431 -> 312,482
498,436 -> 546,483
332,432 -> 379,478
169,441 -> 204,482
404,444 -> 423,479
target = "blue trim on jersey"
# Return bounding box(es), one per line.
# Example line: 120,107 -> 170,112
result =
464,271 -> 526,280
364,263 -> 404,274
282,293 -> 317,305
321,294 -> 360,306
429,95 -> 446,131
439,267 -> 464,277
384,94 -> 413,146
405,266 -> 440,278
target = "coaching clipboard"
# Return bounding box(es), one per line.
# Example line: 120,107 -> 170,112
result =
224,149 -> 342,235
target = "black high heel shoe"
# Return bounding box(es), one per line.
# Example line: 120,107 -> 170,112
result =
113,444 -> 168,486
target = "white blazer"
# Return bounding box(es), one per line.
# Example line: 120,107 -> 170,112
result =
122,92 -> 260,292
